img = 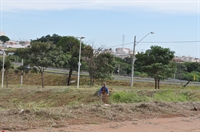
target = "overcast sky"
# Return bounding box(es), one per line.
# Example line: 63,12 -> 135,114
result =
0,0 -> 200,57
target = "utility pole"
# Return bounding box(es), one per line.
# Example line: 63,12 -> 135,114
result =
1,50 -> 5,88
77,36 -> 85,88
130,32 -> 154,86
131,36 -> 136,87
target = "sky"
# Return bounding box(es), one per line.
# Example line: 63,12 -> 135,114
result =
0,0 -> 200,58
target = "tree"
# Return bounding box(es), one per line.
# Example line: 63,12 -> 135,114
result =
176,62 -> 200,87
0,35 -> 10,43
135,45 -> 175,89
184,62 -> 200,72
83,46 -> 116,86
15,42 -> 66,88
57,36 -> 85,86
94,52 -> 116,82
14,58 -> 32,86
0,56 -> 14,88
31,34 -> 62,44
113,57 -> 132,75
82,45 -> 95,86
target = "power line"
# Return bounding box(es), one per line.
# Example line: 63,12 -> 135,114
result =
106,41 -> 200,48
140,41 -> 200,43
107,42 -> 133,48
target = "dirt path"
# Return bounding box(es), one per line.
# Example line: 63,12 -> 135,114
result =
17,115 -> 200,132
1,102 -> 200,132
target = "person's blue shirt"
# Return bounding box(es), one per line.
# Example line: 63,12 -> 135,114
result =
98,86 -> 109,96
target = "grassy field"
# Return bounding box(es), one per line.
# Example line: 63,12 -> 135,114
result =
0,70 -> 200,109
0,71 -> 200,131
0,85 -> 200,110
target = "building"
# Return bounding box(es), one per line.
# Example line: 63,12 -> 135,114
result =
114,48 -> 132,59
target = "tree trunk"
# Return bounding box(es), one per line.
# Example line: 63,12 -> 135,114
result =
183,81 -> 190,87
90,76 -> 93,87
154,78 -> 157,89
89,70 -> 94,87
41,71 -> 44,88
67,68 -> 73,86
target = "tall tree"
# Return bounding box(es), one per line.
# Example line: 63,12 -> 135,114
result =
175,63 -> 187,80
31,34 -> 62,44
56,36 -> 84,86
94,52 -> 116,82
83,46 -> 116,86
15,42 -> 66,88
135,45 -> 175,89
0,35 -> 10,43
184,62 -> 200,72
82,46 -> 99,86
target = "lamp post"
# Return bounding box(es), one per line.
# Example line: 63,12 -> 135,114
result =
1,49 -> 6,88
77,36 -> 85,88
130,32 -> 154,86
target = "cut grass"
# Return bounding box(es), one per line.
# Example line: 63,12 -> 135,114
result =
0,86 -> 199,111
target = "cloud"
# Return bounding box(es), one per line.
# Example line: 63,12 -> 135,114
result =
1,0 -> 199,14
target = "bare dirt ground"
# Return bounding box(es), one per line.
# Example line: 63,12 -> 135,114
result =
23,115 -> 200,132
1,102 -> 200,132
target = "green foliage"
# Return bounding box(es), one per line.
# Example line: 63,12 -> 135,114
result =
83,47 -> 116,86
183,72 -> 200,81
123,56 -> 132,64
134,71 -> 148,77
114,57 -> 131,75
0,56 -> 14,87
56,36 -> 84,85
31,34 -> 62,44
0,35 -> 10,43
0,56 -> 14,70
175,62 -> 200,82
110,90 -> 199,103
111,91 -> 148,103
153,90 -> 188,102
14,65 -> 31,75
15,42 -> 66,88
175,63 -> 187,80
135,45 -> 176,89
16,42 -> 65,69
93,52 -> 116,82
184,62 -> 200,72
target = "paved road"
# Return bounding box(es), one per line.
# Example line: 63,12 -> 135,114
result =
114,75 -> 200,86
13,62 -> 200,86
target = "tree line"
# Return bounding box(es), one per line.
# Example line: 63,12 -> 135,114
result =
0,34 -> 198,89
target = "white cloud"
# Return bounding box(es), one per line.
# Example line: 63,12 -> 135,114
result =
1,0 -> 199,14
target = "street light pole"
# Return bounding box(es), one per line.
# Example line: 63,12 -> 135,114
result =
131,36 -> 136,87
77,36 -> 85,88
1,49 -> 6,88
130,32 -> 154,86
